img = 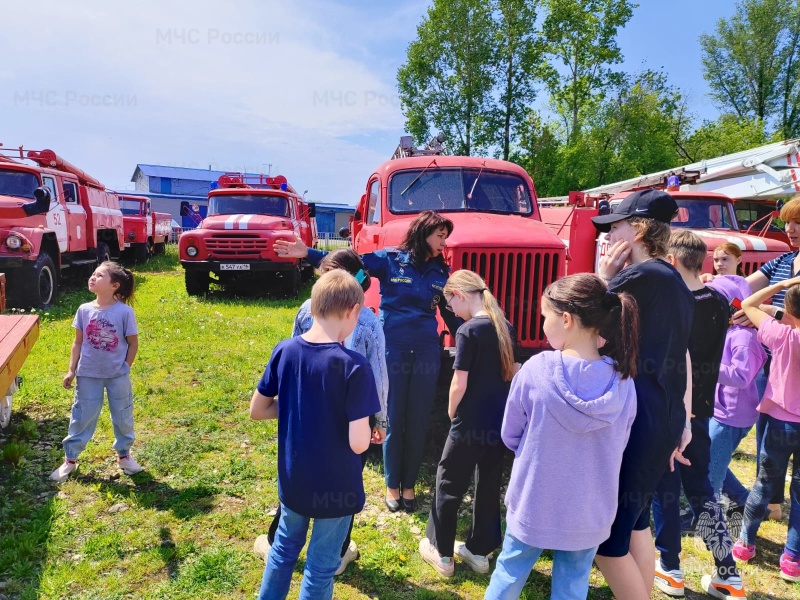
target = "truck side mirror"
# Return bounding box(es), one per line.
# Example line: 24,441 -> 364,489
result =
338,226 -> 351,240
23,186 -> 51,216
307,203 -> 316,218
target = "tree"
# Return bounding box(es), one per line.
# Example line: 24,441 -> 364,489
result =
493,0 -> 548,160
700,0 -> 800,137
680,115 -> 769,163
397,0 -> 498,156
542,0 -> 636,144
510,111 -> 564,196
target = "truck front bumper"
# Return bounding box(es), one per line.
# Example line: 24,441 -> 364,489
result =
0,257 -> 28,269
181,260 -> 296,273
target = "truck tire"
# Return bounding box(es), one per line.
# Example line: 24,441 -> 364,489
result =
18,252 -> 58,309
97,242 -> 111,265
185,270 -> 210,296
154,241 -> 166,255
134,243 -> 150,263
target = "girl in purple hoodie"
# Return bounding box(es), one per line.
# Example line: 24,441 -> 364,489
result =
485,274 -> 639,600
706,275 -> 767,521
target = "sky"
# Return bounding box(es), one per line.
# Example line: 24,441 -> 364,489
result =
1,1 -> 737,206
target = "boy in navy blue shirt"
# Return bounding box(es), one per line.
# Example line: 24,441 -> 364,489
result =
250,269 -> 380,600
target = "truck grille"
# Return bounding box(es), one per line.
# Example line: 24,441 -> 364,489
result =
206,234 -> 268,258
452,249 -> 561,349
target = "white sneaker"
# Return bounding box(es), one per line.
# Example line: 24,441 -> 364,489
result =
454,540 -> 490,574
118,455 -> 144,475
419,537 -> 454,577
654,559 -> 685,597
253,534 -> 271,561
701,572 -> 747,599
50,460 -> 77,482
335,540 -> 359,576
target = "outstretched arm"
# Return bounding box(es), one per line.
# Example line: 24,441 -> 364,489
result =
742,275 -> 800,328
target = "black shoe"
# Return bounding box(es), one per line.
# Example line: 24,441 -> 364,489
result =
385,496 -> 401,512
680,508 -> 696,534
401,497 -> 417,513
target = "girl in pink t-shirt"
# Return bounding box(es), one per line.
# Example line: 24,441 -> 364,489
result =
733,274 -> 800,582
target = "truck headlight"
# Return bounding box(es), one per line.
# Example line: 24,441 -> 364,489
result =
128,231 -> 136,240
6,235 -> 22,249
186,246 -> 198,257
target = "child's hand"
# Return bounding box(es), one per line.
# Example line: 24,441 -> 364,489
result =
370,427 -> 386,445
669,428 -> 693,472
62,371 -> 75,389
598,241 -> 631,282
731,309 -> 754,328
699,273 -> 714,283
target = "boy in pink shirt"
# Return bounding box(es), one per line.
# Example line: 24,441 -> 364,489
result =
733,274 -> 800,583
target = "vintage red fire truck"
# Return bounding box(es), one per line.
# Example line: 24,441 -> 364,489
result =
0,146 -> 124,308
340,135 -> 567,354
118,194 -> 172,262
541,188 -> 790,276
178,173 -> 317,297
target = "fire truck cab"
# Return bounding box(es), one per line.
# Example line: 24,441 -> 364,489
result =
178,173 -> 317,297
0,146 -> 124,308
341,135 -> 567,355
119,194 -> 172,263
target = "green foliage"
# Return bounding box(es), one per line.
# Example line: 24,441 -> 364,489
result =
542,0 -> 636,143
397,0 -> 498,155
681,114 -> 770,163
2,440 -> 28,465
700,0 -> 800,137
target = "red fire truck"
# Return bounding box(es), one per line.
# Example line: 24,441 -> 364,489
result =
118,194 -> 172,262
178,173 -> 317,297
0,145 -> 124,308
341,135 -> 567,354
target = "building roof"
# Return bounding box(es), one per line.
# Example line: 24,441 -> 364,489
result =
314,203 -> 355,211
131,164 -> 263,183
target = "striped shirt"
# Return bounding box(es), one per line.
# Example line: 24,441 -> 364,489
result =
759,250 -> 800,308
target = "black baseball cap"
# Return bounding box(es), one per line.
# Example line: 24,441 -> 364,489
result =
591,189 -> 678,232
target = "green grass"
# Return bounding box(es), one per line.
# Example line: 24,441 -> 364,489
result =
0,245 -> 797,599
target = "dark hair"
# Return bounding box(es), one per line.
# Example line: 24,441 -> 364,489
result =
544,273 -> 639,379
786,283 -> 800,319
398,210 -> 453,265
319,248 -> 371,292
101,261 -> 135,304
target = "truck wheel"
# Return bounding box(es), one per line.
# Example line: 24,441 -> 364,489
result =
301,264 -> 315,282
185,270 -> 210,296
18,252 -> 59,309
0,393 -> 11,429
154,242 -> 166,255
134,243 -> 150,263
280,266 -> 301,298
97,242 -> 111,265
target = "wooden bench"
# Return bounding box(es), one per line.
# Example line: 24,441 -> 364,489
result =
0,274 -> 40,428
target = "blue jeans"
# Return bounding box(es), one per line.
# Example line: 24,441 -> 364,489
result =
485,532 -> 597,600
257,503 -> 351,600
653,417 -> 737,573
740,415 -> 800,556
383,346 -> 440,490
756,411 -> 786,504
62,375 -> 134,460
708,418 -> 752,506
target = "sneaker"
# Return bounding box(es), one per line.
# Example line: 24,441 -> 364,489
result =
454,541 -> 490,574
780,552 -> 800,582
253,534 -> 271,561
49,460 -> 77,482
701,573 -> 747,599
654,560 -> 685,597
118,455 -> 144,475
679,507 -> 696,534
731,540 -> 756,563
335,540 -> 359,576
419,537 -> 454,577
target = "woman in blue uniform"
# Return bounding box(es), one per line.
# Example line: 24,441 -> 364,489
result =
275,210 -> 460,513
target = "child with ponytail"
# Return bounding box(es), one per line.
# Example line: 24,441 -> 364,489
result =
484,274 -> 639,600
419,270 -> 520,577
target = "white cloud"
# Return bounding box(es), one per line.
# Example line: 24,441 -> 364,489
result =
1,0 -> 419,203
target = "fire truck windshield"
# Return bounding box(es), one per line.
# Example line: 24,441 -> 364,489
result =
0,170 -> 39,199
208,194 -> 289,217
389,168 -> 532,215
120,199 -> 143,215
670,198 -> 738,230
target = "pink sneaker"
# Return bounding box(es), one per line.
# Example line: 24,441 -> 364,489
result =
780,553 -> 800,582
732,540 -> 755,562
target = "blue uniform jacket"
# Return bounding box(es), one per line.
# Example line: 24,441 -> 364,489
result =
307,248 -> 460,351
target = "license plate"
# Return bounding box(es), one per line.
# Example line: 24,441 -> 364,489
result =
124,243 -> 130,248
220,263 -> 250,271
